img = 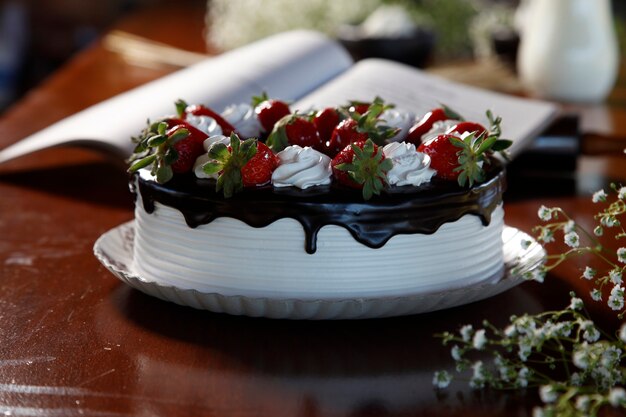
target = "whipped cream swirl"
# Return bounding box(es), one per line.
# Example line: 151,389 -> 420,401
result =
421,119 -> 460,143
383,142 -> 436,186
221,103 -> 263,138
381,108 -> 415,142
272,145 -> 332,189
186,114 -> 223,137
193,135 -> 231,179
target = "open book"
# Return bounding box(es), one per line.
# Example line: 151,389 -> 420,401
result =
0,30 -> 557,164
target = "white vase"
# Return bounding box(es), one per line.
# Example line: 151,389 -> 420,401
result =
517,0 -> 619,103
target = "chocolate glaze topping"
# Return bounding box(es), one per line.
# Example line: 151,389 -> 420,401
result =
134,162 -> 506,254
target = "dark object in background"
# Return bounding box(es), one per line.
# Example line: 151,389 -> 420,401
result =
491,28 -> 520,69
506,115 -> 580,200
337,26 -> 436,69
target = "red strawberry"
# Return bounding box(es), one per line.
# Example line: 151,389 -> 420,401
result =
331,139 -> 393,200
169,124 -> 209,174
418,128 -> 512,187
406,106 -> 463,144
252,93 -> 291,132
241,142 -> 278,187
175,100 -> 237,136
348,101 -> 370,115
446,121 -> 487,138
326,118 -> 368,156
267,115 -> 322,152
313,107 -> 340,143
202,134 -> 278,197
417,134 -> 462,181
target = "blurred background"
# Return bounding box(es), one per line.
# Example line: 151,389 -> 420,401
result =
0,0 -> 624,112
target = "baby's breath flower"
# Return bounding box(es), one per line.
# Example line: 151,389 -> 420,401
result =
451,345 -> 462,361
504,324 -> 517,338
518,337 -> 532,362
563,220 -> 576,233
618,186 -> 626,200
570,372 -> 583,387
601,345 -> 622,367
539,384 -> 559,403
460,324 -> 473,342
582,266 -> 596,280
591,288 -> 603,301
564,231 -> 580,248
516,366 -> 530,388
608,285 -> 625,311
619,322 -> 626,343
610,268 -> 623,285
592,189 -> 608,203
618,248 -> 626,264
523,268 -> 545,283
569,295 -> 584,311
469,361 -> 486,389
532,407 -> 547,417
609,387 -> 626,407
580,320 -> 600,342
573,343 -> 590,370
432,370 -> 452,389
538,205 -> 552,221
472,329 -> 487,350
594,226 -> 604,236
538,228 -> 554,243
601,214 -> 619,227
563,233 -> 580,249
576,395 -> 591,411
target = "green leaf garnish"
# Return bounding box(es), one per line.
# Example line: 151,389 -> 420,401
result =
335,139 -> 392,200
202,133 -> 258,198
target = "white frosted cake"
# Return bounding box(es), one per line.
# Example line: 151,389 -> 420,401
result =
127,98 -> 510,301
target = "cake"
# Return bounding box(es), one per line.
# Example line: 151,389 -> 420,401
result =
128,97 -> 510,300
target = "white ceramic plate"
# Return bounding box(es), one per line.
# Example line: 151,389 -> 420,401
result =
94,222 -> 544,320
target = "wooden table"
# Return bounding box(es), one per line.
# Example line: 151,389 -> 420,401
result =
1,3 -> 625,416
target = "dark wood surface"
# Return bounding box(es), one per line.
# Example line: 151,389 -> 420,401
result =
1,3 -> 625,416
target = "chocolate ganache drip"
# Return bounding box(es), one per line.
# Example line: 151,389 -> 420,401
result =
134,163 -> 506,254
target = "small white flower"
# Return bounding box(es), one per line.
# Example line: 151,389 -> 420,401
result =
504,324 -> 517,338
591,288 -> 603,301
601,214 -> 619,228
592,189 -> 607,203
469,361 -> 486,389
451,345 -> 462,361
610,268 -> 623,285
573,344 -> 590,370
539,384 -> 558,403
516,366 -> 530,387
538,228 -> 554,243
618,186 -> 626,200
432,370 -> 452,389
524,268 -> 545,283
576,395 -> 591,411
460,324 -> 473,342
532,407 -> 546,417
518,338 -> 532,362
594,226 -> 604,236
570,372 -> 583,386
608,285 -> 625,311
579,320 -> 600,342
609,387 -> 626,407
563,220 -> 576,233
472,329 -> 487,350
619,322 -> 626,343
569,296 -> 584,311
538,206 -> 553,221
601,345 -> 622,367
564,231 -> 580,248
582,266 -> 596,280
618,248 -> 626,263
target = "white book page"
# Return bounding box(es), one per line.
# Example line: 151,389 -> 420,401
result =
294,59 -> 558,158
0,30 -> 352,164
